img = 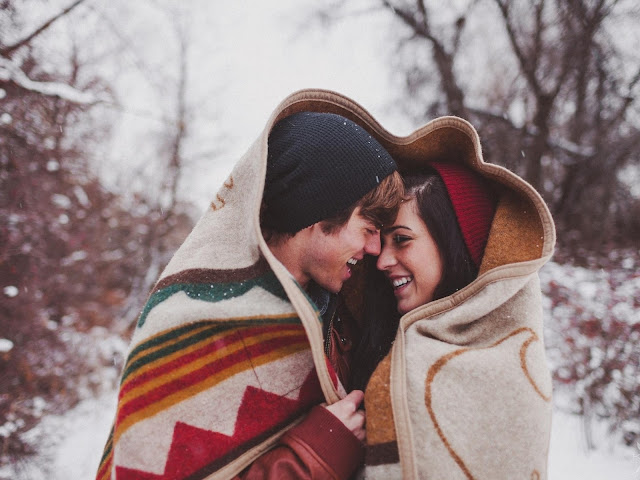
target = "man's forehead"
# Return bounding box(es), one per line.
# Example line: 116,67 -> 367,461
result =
355,213 -> 381,230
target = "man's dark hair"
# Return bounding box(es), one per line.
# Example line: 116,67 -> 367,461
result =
318,171 -> 404,234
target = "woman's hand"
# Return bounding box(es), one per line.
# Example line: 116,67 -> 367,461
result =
324,390 -> 366,441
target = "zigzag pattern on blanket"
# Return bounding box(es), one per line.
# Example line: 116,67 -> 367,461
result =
98,317 -> 318,479
137,258 -> 288,327
97,259 -> 327,480
117,317 -> 309,442
112,369 -> 323,480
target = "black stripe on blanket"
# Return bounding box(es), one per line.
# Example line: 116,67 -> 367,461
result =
366,440 -> 400,466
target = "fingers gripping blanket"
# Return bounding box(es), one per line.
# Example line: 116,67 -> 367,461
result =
362,117 -> 556,479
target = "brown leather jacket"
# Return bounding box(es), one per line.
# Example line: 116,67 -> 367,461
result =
236,295 -> 363,479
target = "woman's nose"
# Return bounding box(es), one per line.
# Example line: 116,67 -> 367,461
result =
376,245 -> 395,270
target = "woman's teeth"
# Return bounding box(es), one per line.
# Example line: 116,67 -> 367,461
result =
347,258 -> 358,266
392,276 -> 412,288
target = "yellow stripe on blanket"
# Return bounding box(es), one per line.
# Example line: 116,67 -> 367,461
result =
120,327 -> 305,404
113,335 -> 309,444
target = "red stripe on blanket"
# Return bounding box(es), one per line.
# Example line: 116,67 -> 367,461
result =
115,369 -> 323,480
120,323 -> 302,396
96,454 -> 112,480
114,333 -> 309,443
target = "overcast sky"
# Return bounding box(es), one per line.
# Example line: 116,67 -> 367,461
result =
93,1 -> 415,210
28,0 -> 639,208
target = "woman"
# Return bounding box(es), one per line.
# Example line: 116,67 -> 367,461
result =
349,163 -> 495,392
359,132 -> 555,478
377,163 -> 495,314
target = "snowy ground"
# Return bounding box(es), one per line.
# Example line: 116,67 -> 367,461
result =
4,257 -> 639,479
4,389 -> 638,480
548,408 -> 639,480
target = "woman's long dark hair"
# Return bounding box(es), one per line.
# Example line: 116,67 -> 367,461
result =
404,172 -> 478,300
350,168 -> 478,391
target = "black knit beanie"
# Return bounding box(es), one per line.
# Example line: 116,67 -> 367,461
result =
262,111 -> 397,233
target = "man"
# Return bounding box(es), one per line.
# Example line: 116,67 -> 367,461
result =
97,101 -> 402,480
242,111 -> 403,478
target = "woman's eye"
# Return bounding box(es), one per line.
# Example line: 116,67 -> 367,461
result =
394,235 -> 410,244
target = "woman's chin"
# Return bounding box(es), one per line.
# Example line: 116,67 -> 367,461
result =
396,301 -> 414,315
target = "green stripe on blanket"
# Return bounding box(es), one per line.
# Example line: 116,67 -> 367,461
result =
122,316 -> 301,384
137,271 -> 288,327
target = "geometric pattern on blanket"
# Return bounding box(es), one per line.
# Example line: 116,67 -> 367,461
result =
97,259 -> 327,480
423,327 -> 551,480
365,326 -> 552,480
137,258 -> 289,328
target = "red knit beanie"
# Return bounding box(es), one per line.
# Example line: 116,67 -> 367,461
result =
429,162 -> 496,268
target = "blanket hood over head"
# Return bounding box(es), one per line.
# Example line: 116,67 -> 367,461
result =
356,113 -> 556,479
97,89 -> 555,480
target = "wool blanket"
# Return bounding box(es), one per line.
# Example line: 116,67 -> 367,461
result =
97,90 -> 555,480
361,117 -> 556,479
96,91 -> 361,480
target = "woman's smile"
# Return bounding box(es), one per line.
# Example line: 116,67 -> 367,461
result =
392,276 -> 413,289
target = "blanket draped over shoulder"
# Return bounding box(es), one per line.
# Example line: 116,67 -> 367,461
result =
96,91 -> 352,480
360,118 -> 556,480
97,89 -> 555,480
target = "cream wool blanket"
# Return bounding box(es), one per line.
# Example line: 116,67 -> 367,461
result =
361,117 -> 556,479
97,91 -> 358,480
97,89 -> 555,480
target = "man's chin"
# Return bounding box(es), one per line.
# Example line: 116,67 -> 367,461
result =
316,280 -> 342,294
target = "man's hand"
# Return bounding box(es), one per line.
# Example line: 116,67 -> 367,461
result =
324,390 -> 366,441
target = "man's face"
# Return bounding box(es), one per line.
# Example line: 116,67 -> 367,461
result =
300,207 -> 381,293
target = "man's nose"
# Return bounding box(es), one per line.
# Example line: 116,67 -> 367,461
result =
364,232 -> 381,256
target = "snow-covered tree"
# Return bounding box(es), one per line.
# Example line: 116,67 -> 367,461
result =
0,1 -> 195,467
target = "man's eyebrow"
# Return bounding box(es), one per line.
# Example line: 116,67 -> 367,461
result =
382,225 -> 412,234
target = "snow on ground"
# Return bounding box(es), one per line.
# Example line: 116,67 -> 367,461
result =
0,393 -> 117,480
7,389 -> 638,480
548,409 -> 639,480
5,258 -> 639,479
45,393 -> 117,479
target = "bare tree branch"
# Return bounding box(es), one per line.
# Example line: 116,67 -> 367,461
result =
602,62 -> 640,135
468,106 -> 595,158
416,0 -> 429,29
532,0 -> 545,79
494,0 -> 541,95
164,30 -> 188,215
382,0 -> 467,115
381,0 -> 431,40
0,57 -> 100,104
452,15 -> 466,55
1,0 -> 90,57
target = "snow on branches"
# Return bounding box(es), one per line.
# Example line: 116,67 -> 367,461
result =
0,56 -> 101,105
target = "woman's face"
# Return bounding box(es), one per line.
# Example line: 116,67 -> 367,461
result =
377,199 -> 443,315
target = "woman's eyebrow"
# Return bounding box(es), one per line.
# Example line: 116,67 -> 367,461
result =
382,225 -> 412,234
